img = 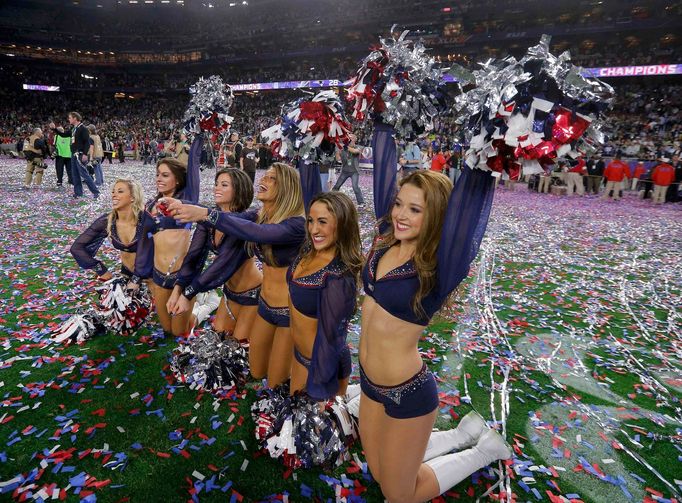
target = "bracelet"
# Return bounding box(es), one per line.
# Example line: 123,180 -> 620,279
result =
130,274 -> 142,284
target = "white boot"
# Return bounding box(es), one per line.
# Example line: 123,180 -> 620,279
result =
346,394 -> 361,418
344,383 -> 361,401
424,429 -> 512,495
422,410 -> 489,461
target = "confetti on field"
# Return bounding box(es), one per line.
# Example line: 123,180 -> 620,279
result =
0,158 -> 680,502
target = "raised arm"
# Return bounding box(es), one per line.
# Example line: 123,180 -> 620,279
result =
205,210 -> 305,246
181,236 -> 249,300
371,122 -> 398,230
435,166 -> 495,300
297,158 -> 322,212
174,223 -> 210,290
307,274 -> 357,401
182,135 -> 203,203
70,214 -> 109,276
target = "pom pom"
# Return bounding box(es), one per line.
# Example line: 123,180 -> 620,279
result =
170,330 -> 249,391
92,278 -> 152,335
183,76 -> 234,137
52,311 -> 105,345
261,90 -> 352,161
251,384 -> 357,470
347,26 -> 448,138
452,35 -> 614,179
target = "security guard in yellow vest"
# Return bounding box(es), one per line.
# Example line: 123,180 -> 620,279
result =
23,128 -> 49,187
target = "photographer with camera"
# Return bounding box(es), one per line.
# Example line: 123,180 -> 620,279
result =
50,111 -> 100,199
23,128 -> 50,188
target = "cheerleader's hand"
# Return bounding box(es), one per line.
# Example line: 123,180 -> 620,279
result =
126,281 -> 139,292
318,401 -> 326,413
166,199 -> 209,223
172,295 -> 191,316
166,288 -> 180,314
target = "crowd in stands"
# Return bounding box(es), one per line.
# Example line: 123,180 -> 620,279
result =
2,78 -> 680,203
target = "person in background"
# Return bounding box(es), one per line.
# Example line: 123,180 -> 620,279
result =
538,165 -> 552,194
650,157 -> 675,204
240,136 -> 259,183
565,157 -> 586,196
117,138 -> 125,163
631,161 -> 646,191
54,125 -> 73,187
174,133 -> 190,166
585,154 -> 604,195
602,154 -> 629,201
50,112 -> 100,199
332,134 -> 365,206
22,128 -> 49,189
102,135 -> 114,165
401,138 -> 422,178
87,125 -> 104,187
429,146 -> 447,174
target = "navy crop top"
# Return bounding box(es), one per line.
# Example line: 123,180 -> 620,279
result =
363,122 -> 495,326
132,137 -> 202,281
70,212 -> 145,276
287,254 -> 357,401
173,214 -> 251,300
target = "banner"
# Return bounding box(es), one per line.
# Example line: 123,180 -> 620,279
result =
229,63 -> 682,92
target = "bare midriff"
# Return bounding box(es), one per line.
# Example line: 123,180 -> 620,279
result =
359,296 -> 424,385
289,306 -> 317,359
226,257 -> 262,293
260,264 -> 289,307
152,229 -> 191,273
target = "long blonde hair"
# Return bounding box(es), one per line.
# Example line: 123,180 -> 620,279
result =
249,162 -> 305,266
107,178 -> 145,237
374,170 -> 453,317
299,191 -> 363,282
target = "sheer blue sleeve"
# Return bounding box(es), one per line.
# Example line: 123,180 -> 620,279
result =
132,212 -> 156,280
178,136 -> 202,203
175,223 -> 210,289
207,212 -> 305,245
435,166 -> 495,300
183,236 -> 249,300
307,274 -> 356,401
297,158 -> 322,212
70,214 -> 109,276
371,123 -> 398,232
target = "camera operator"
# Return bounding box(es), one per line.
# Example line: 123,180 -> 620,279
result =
23,127 -> 50,188
50,111 -> 100,199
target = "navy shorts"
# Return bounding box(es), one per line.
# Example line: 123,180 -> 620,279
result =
152,268 -> 178,289
223,284 -> 260,307
257,297 -> 290,328
360,363 -> 438,419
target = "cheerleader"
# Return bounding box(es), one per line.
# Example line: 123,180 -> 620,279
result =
130,140 -> 201,337
167,168 -> 262,341
287,191 -> 362,400
166,162 -> 306,387
70,178 -> 145,280
358,124 -> 510,503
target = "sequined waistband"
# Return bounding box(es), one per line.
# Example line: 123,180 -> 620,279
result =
360,363 -> 431,405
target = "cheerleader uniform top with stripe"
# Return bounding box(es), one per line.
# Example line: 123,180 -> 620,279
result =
132,137 -> 202,283
70,212 -> 145,277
